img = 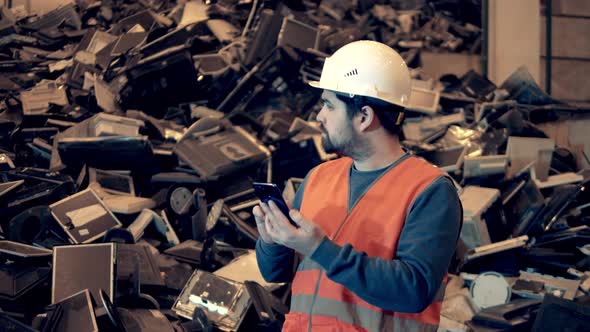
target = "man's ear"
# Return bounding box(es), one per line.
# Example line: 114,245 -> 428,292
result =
358,106 -> 377,132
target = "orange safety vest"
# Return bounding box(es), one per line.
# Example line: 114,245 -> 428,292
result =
283,156 -> 448,332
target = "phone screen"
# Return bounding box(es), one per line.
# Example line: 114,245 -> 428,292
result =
252,182 -> 298,227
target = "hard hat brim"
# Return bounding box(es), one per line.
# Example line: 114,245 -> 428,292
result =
308,81 -> 351,95
308,81 -> 321,89
308,81 -> 353,98
309,80 -> 408,109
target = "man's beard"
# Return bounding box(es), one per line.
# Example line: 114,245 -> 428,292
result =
321,125 -> 371,161
321,132 -> 337,154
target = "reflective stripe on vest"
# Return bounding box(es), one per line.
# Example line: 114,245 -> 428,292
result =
287,156 -> 448,332
290,294 -> 439,332
296,257 -> 447,303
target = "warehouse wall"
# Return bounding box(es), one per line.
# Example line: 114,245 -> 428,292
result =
487,0 -> 541,86
541,0 -> 590,103
420,52 -> 482,79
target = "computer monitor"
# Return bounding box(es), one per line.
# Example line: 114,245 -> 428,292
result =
52,243 -> 115,305
514,183 -> 582,237
0,242 -> 51,300
57,135 -> 154,170
502,174 -> 545,236
277,17 -> 320,51
54,289 -> 99,332
89,168 -> 135,196
174,270 -> 251,331
415,145 -> 467,173
193,53 -> 232,77
0,240 -> 52,258
174,126 -> 269,179
532,295 -> 590,332
460,70 -> 496,99
49,188 -> 122,244
164,240 -> 205,266
406,87 -> 440,114
0,312 -> 39,331
0,180 -> 24,198
116,244 -> 164,288
118,308 -> 176,332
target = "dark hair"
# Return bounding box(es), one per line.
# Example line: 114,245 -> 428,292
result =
334,93 -> 405,136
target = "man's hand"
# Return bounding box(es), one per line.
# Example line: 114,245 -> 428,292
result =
259,200 -> 326,257
252,205 -> 275,244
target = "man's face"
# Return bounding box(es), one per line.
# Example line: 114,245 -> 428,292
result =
316,90 -> 360,156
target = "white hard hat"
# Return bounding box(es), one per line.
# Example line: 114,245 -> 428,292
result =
309,40 -> 411,108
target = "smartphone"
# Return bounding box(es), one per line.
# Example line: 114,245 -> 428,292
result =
252,182 -> 298,227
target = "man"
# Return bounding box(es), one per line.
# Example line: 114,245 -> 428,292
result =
254,40 -> 462,332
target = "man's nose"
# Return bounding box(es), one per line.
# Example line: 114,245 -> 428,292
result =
316,106 -> 326,124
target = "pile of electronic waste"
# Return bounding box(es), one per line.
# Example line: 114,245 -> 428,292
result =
0,0 -> 589,331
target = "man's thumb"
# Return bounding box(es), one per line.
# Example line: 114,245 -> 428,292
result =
289,210 -> 309,229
